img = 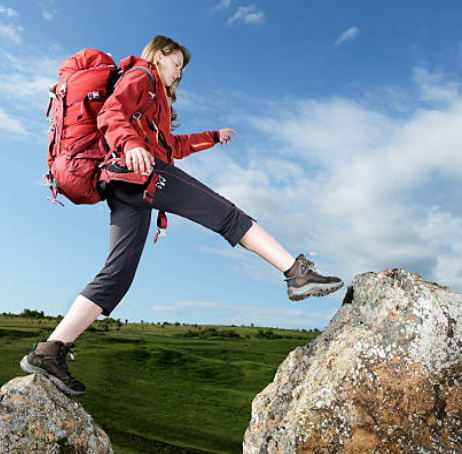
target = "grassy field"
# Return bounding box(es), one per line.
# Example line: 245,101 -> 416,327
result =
0,314 -> 321,454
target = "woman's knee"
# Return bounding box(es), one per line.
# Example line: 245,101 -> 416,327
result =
219,210 -> 255,247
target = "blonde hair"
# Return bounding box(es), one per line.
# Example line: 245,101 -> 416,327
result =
141,35 -> 191,127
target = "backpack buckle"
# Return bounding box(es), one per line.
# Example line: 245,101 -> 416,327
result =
48,85 -> 58,101
88,91 -> 101,100
48,116 -> 57,132
132,112 -> 141,120
42,173 -> 52,188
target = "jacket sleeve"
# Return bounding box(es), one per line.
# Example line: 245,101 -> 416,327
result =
97,70 -> 153,154
170,130 -> 220,159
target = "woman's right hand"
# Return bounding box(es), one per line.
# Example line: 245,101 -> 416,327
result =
125,147 -> 155,174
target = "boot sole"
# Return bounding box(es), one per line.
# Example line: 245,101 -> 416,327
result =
288,281 -> 344,301
20,355 -> 85,397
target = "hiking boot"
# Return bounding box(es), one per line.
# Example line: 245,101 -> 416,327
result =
20,340 -> 86,397
284,254 -> 344,301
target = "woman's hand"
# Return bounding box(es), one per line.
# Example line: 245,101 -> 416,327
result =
125,147 -> 155,174
219,128 -> 236,145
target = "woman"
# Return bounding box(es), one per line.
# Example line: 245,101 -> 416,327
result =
20,36 -> 343,397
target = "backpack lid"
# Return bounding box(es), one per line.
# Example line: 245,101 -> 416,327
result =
59,48 -> 117,79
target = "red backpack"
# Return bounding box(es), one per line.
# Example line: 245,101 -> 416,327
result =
46,48 -> 167,240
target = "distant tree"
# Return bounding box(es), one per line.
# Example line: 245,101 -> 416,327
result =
250,323 -> 254,328
257,329 -> 282,340
100,318 -> 111,332
20,309 -> 46,320
174,322 -> 180,326
125,319 -> 128,324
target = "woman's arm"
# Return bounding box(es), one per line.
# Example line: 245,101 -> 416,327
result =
171,128 -> 236,159
97,70 -> 153,155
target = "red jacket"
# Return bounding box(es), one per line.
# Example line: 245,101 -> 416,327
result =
97,55 -> 219,164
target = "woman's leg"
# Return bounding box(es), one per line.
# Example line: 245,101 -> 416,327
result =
144,162 -> 295,271
47,295 -> 103,343
107,162 -> 342,304
110,162 -> 295,272
145,162 -> 343,300
48,194 -> 151,343
238,220 -> 295,272
20,189 -> 152,397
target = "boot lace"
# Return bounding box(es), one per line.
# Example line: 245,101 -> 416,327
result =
55,345 -> 76,379
300,253 -> 318,274
284,252 -> 318,281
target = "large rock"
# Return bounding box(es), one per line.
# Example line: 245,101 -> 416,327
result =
0,374 -> 113,454
243,269 -> 462,453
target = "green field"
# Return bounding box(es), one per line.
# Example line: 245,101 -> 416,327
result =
0,314 -> 320,454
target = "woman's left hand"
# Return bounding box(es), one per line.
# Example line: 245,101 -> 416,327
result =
219,128 -> 236,145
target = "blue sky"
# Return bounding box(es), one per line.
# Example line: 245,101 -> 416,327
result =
1,0 -> 462,329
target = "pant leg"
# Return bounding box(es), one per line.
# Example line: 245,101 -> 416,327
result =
81,160 -> 255,317
80,196 -> 151,316
108,160 -> 255,247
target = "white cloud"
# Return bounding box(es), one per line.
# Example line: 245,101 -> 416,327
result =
0,106 -> 27,135
414,67 -> 460,105
39,0 -> 57,21
0,5 -> 17,17
151,300 -> 336,329
0,51 -> 63,144
228,5 -> 264,25
335,26 -> 360,45
175,89 -> 217,114
180,68 -> 462,292
152,301 -> 224,313
0,51 -> 61,110
215,0 -> 231,10
0,22 -> 23,44
417,207 -> 462,289
0,4 -> 22,43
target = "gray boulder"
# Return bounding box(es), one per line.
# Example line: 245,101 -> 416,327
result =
243,269 -> 462,453
0,374 -> 113,454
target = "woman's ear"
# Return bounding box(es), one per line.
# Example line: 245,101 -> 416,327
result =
153,49 -> 162,65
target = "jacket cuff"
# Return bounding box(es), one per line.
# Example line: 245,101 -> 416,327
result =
212,131 -> 220,144
124,139 -> 146,153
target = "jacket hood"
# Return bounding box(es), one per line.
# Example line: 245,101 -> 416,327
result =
118,55 -> 151,71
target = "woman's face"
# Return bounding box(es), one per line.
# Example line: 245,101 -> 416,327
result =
156,49 -> 184,88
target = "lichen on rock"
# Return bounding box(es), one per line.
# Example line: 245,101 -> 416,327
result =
243,269 -> 462,454
0,374 -> 113,454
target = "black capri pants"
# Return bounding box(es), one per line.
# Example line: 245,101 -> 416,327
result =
80,159 -> 254,316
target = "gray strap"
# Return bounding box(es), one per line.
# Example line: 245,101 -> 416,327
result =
117,66 -> 156,91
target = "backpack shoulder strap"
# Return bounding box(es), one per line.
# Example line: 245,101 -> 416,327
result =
127,65 -> 156,89
116,65 -> 156,93
115,65 -> 157,117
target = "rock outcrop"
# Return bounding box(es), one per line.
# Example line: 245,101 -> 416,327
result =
243,269 -> 462,453
0,374 -> 113,454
